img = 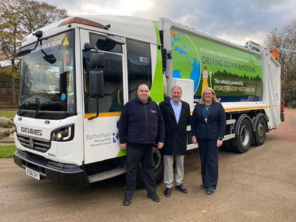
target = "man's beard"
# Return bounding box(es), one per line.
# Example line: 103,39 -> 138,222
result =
172,97 -> 180,103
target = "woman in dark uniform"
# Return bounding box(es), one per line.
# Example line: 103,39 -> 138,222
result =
191,87 -> 226,195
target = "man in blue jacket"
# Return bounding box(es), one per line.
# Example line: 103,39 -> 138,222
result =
119,84 -> 165,206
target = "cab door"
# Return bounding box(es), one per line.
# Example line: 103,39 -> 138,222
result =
80,29 -> 127,164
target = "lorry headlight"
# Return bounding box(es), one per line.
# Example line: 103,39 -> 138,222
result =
56,132 -> 63,140
51,124 -> 74,142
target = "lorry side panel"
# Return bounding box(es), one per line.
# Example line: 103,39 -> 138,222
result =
160,20 -> 265,104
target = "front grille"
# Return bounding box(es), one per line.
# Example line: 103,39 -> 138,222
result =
17,134 -> 51,153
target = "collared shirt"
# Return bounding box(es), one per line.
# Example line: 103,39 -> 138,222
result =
170,99 -> 182,123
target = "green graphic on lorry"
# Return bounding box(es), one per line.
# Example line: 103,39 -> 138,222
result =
171,30 -> 263,102
150,21 -> 164,103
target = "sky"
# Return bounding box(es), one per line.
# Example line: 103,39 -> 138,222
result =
35,0 -> 296,47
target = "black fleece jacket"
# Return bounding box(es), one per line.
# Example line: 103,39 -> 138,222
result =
119,97 -> 165,149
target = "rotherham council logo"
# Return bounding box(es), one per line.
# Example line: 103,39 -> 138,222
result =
112,132 -> 119,143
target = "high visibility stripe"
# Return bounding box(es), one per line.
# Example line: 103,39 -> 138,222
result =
84,112 -> 121,119
189,105 -> 271,115
85,106 -> 274,118
224,106 -> 270,112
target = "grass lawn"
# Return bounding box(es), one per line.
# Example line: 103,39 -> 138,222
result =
0,110 -> 17,119
0,145 -> 17,158
0,110 -> 17,158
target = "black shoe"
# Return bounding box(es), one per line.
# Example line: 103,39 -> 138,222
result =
200,184 -> 206,189
206,188 -> 215,195
123,196 -> 132,206
176,184 -> 188,193
147,193 -> 160,202
164,188 -> 171,197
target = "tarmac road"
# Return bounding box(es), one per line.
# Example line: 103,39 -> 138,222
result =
1,109 -> 296,222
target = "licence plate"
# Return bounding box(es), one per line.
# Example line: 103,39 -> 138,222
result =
26,167 -> 40,180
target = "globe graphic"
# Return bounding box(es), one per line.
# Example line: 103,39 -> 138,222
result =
171,30 -> 201,93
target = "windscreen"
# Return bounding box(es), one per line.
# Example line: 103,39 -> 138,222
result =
19,30 -> 75,119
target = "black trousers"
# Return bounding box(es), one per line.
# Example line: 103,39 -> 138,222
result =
124,147 -> 156,197
198,139 -> 219,189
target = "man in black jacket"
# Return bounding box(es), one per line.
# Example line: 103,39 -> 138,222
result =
159,86 -> 191,197
119,84 -> 165,206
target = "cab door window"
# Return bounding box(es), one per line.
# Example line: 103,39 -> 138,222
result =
126,39 -> 152,99
83,34 -> 123,113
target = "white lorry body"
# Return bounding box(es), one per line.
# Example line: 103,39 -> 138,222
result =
13,16 -> 281,187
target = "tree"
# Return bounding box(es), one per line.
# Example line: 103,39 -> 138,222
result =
0,0 -> 68,105
19,0 -> 68,35
265,19 -> 296,105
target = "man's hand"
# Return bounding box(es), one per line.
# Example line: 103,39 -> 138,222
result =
217,139 -> 223,148
157,142 -> 164,149
192,136 -> 197,144
120,143 -> 127,150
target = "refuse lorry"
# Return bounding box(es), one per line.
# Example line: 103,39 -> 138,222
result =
13,16 -> 282,187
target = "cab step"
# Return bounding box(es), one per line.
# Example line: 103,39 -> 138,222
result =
88,168 -> 126,183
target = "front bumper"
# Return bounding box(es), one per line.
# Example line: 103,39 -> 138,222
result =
14,150 -> 89,188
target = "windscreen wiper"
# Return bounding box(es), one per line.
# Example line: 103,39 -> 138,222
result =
33,103 -> 45,118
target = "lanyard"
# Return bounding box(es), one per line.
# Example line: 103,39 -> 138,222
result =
203,105 -> 211,123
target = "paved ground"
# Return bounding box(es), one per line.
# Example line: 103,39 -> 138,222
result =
267,108 -> 296,143
0,109 -> 295,222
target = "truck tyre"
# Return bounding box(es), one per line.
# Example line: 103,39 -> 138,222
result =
230,118 -> 252,153
254,116 -> 267,146
136,147 -> 164,188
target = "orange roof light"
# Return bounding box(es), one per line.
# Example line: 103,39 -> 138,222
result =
59,17 -> 108,30
269,49 -> 280,61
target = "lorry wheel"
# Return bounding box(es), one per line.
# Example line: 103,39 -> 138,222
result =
230,118 -> 252,153
254,116 -> 267,146
136,147 -> 164,188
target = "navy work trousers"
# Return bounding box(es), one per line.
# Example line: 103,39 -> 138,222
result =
124,147 -> 156,197
198,139 -> 219,189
